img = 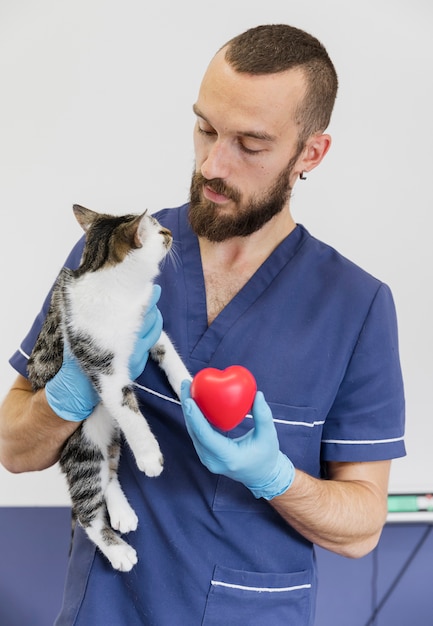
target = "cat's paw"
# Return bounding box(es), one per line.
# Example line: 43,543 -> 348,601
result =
109,504 -> 139,534
133,437 -> 164,477
135,450 -> 164,477
106,543 -> 138,572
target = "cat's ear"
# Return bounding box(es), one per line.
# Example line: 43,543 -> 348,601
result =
73,204 -> 99,232
132,211 -> 149,248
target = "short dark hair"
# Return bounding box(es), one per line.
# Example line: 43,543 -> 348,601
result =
223,24 -> 338,147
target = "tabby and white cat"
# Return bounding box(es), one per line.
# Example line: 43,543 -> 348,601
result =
27,205 -> 191,572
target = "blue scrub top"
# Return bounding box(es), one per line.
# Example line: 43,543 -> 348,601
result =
10,204 -> 405,626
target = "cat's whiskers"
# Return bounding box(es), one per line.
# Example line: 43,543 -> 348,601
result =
163,241 -> 181,271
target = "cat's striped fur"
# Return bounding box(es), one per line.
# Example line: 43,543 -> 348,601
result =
27,205 -> 191,571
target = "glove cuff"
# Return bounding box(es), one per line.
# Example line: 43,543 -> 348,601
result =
248,453 -> 295,500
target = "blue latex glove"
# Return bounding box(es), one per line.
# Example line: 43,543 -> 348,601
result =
45,285 -> 163,422
45,341 -> 99,422
181,380 -> 295,500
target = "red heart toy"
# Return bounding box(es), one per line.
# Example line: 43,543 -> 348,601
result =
190,365 -> 257,431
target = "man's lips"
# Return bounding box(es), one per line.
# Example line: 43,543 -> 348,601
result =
203,184 -> 231,204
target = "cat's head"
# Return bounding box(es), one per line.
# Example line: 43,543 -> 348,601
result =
72,204 -> 172,275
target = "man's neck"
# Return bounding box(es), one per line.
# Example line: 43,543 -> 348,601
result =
198,209 -> 296,324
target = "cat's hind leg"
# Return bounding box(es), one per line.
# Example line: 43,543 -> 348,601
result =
150,330 -> 192,398
60,406 -> 138,571
104,430 -> 138,534
84,507 -> 138,572
106,477 -> 139,534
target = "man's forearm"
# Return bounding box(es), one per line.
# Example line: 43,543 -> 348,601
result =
269,460 -> 390,558
0,375 -> 79,473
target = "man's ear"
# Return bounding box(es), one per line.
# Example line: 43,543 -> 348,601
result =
295,133 -> 332,178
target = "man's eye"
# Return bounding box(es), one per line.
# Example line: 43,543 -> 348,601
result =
198,126 -> 216,136
239,142 -> 263,155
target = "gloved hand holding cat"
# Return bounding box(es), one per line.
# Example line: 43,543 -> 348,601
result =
181,380 -> 295,500
45,285 -> 163,422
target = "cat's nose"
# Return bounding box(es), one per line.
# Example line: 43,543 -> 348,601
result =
160,227 -> 172,248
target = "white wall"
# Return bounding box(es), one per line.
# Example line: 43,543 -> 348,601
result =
1,0 -> 432,504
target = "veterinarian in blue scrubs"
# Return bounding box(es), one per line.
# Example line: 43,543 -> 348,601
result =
1,25 -> 405,625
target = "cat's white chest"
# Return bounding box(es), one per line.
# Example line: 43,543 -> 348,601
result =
66,266 -> 152,345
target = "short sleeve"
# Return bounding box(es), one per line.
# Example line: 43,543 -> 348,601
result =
321,283 -> 405,462
9,237 -> 85,379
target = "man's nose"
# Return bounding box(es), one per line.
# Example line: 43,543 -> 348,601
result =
200,139 -> 231,180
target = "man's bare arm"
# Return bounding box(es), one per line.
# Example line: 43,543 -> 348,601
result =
270,460 -> 390,558
0,374 -> 79,473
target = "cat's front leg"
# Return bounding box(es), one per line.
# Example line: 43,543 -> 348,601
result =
151,331 -> 192,398
100,382 -> 164,477
128,426 -> 164,477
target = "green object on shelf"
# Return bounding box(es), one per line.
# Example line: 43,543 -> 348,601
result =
388,494 -> 433,512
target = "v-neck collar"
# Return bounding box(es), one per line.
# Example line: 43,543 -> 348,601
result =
178,204 -> 305,365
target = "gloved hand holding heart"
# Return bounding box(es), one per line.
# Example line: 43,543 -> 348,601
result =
190,365 -> 257,431
181,372 -> 296,500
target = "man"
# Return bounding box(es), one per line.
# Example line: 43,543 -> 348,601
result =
0,24 -> 405,625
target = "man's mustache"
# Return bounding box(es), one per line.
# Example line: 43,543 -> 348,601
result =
195,174 -> 241,203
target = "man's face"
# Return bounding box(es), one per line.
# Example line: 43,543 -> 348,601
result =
189,50 -> 307,241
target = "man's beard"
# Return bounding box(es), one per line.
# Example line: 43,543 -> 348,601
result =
188,155 -> 298,242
